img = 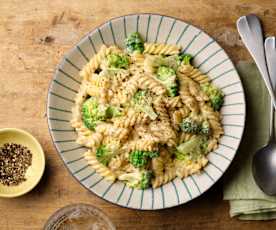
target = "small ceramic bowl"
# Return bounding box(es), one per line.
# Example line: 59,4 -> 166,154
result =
0,128 -> 45,198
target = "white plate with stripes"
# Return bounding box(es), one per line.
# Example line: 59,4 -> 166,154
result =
47,13 -> 246,210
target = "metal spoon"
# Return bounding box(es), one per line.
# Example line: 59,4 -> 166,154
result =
237,14 -> 276,109
252,37 -> 276,195
237,14 -> 276,194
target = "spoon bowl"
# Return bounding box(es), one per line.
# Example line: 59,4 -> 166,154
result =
253,142 -> 276,195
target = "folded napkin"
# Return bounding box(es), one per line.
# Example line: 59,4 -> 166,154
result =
223,61 -> 276,220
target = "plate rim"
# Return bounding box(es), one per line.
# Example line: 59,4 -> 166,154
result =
46,12 -> 246,210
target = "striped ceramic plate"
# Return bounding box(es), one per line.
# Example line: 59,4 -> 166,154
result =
47,14 -> 246,210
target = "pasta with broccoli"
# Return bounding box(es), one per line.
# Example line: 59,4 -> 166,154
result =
71,32 -> 224,189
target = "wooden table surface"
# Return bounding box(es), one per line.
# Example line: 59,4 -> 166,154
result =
1,0 -> 276,229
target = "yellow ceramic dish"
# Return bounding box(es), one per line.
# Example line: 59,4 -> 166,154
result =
0,128 -> 45,198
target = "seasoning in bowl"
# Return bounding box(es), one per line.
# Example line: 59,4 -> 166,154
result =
0,143 -> 32,186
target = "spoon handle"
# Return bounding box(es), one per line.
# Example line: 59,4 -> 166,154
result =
237,14 -> 276,109
265,37 -> 276,141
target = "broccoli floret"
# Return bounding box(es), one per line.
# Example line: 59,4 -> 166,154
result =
177,53 -> 193,65
167,85 -> 178,97
82,98 -> 119,130
132,90 -> 158,120
129,150 -> 159,168
129,151 -> 147,168
132,89 -> 146,103
140,171 -> 153,189
125,32 -> 144,54
201,83 -> 224,111
146,151 -> 159,158
199,138 -> 208,154
175,136 -> 208,161
106,106 -> 122,118
82,97 -> 108,130
181,117 -> 211,135
107,53 -> 129,69
157,66 -> 176,80
200,120 -> 210,136
118,170 -> 153,189
180,117 -> 201,134
156,66 -> 179,97
96,145 -> 114,166
210,94 -> 224,111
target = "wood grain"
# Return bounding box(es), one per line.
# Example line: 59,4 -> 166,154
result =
1,0 -> 276,229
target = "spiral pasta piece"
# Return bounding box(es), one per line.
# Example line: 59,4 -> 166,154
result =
175,157 -> 208,178
152,167 -> 176,188
109,155 -> 126,171
153,97 -> 170,122
207,138 -> 219,152
178,64 -> 210,84
96,123 -> 129,141
170,107 -> 190,130
84,150 -> 116,181
178,76 -> 199,114
136,73 -> 166,95
77,132 -> 103,149
112,77 -> 139,104
113,110 -> 149,128
164,96 -> 182,108
89,73 -> 110,88
80,45 -> 121,81
144,43 -> 180,55
149,121 -> 177,147
125,139 -> 157,152
200,103 -> 223,139
130,52 -> 145,67
152,156 -> 164,177
178,132 -> 196,144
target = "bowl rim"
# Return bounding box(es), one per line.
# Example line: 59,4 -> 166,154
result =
43,203 -> 116,230
46,13 -> 246,210
0,127 -> 46,198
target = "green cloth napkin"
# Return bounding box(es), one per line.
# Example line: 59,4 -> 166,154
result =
223,61 -> 276,220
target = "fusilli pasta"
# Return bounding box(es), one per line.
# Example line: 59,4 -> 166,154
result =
71,32 -> 224,190
144,43 -> 181,55
84,150 -> 116,181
